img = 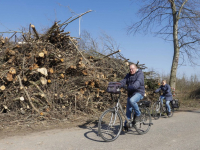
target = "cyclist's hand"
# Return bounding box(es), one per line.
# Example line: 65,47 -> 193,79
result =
122,86 -> 128,91
125,86 -> 128,91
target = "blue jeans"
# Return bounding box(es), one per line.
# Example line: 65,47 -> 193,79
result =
125,93 -> 143,125
160,96 -> 171,112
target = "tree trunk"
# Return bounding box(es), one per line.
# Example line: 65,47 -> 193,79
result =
169,2 -> 179,89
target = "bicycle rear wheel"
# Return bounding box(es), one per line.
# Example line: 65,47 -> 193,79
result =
152,102 -> 161,120
134,107 -> 152,135
98,108 -> 122,142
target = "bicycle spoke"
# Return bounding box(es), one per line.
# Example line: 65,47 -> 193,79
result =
98,109 -> 122,142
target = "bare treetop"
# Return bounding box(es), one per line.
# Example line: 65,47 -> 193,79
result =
128,0 -> 200,88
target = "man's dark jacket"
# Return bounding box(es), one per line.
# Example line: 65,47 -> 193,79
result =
120,69 -> 145,97
155,84 -> 173,101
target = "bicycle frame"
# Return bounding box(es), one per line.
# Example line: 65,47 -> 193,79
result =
112,93 -> 130,124
98,92 -> 153,140
115,100 -> 129,123
98,93 -> 129,135
107,92 -> 151,126
155,96 -> 168,115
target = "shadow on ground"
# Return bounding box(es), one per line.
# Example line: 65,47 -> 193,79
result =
78,119 -> 140,142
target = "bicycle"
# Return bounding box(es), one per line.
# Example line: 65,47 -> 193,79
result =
98,92 -> 153,142
152,93 -> 174,120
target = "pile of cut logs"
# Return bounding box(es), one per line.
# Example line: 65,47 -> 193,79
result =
0,15 -> 159,117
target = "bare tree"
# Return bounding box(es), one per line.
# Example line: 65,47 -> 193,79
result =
79,30 -> 100,55
128,0 -> 200,88
79,30 -> 123,59
100,31 -> 121,57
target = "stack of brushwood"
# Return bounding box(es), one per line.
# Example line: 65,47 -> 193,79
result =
0,17 -> 159,120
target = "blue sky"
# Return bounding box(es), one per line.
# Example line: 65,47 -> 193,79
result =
0,0 -> 199,79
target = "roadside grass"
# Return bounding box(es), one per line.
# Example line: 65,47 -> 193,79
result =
175,90 -> 200,110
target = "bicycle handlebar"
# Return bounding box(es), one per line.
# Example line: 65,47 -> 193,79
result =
153,91 -> 162,96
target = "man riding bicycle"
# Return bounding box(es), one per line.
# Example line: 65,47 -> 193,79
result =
154,80 -> 173,116
120,64 -> 145,129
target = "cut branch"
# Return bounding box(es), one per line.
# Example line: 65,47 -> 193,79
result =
31,24 -> 40,40
17,75 -> 40,113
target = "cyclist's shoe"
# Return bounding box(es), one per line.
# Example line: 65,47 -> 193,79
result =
168,112 -> 172,117
132,114 -> 137,124
133,114 -> 137,120
132,120 -> 136,125
135,115 -> 141,122
123,126 -> 128,132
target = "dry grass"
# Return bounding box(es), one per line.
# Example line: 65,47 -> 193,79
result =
173,89 -> 200,109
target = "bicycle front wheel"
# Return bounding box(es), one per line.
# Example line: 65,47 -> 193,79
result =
152,102 -> 161,120
134,107 -> 152,135
98,108 -> 122,142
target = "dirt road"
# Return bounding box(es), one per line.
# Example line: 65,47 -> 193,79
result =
0,109 -> 200,150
